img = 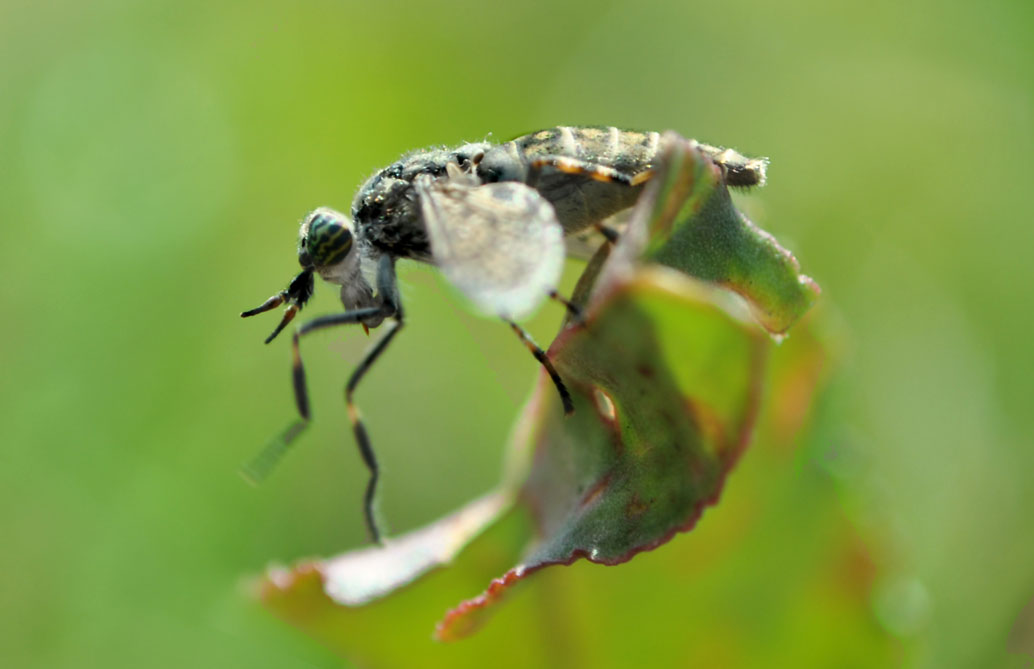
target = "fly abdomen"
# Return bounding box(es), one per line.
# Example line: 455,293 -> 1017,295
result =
508,126 -> 767,188
477,126 -> 659,234
514,125 -> 660,176
695,142 -> 768,187
476,126 -> 765,235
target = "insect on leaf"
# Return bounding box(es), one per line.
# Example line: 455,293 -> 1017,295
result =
254,131 -> 822,647
436,132 -> 819,638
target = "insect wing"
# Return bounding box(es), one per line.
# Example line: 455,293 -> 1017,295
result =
563,209 -> 634,260
416,176 -> 564,320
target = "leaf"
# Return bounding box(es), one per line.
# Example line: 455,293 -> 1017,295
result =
435,266 -> 769,639
256,310 -> 898,667
322,492 -> 510,606
603,132 -> 820,335
257,503 -> 539,667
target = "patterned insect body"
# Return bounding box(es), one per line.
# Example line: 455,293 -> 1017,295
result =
241,126 -> 768,543
478,126 -> 659,234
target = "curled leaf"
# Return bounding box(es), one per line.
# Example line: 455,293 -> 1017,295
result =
436,265 -> 769,639
260,492 -> 508,608
602,131 -> 819,334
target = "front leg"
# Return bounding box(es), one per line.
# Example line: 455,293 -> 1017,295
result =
239,305 -> 391,478
243,256 -> 403,544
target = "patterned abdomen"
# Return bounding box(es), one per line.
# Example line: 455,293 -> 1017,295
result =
478,126 -> 660,234
514,126 -> 660,174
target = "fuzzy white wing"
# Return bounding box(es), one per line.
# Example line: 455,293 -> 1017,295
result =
416,175 -> 564,320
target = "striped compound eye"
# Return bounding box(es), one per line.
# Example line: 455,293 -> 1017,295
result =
301,208 -> 354,268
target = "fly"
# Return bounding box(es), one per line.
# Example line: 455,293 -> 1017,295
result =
240,126 -> 767,543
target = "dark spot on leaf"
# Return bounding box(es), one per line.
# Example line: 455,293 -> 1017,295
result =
579,473 -> 612,509
625,493 -> 650,518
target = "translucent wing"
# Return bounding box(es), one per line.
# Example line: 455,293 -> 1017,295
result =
562,209 -> 633,260
416,174 -> 564,320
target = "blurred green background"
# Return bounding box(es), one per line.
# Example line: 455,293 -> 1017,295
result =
2,0 -> 1032,666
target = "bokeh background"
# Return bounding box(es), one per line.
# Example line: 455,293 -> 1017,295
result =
2,0 -> 1032,666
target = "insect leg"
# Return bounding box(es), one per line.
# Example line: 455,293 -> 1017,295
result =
239,305 -> 389,487
505,319 -> 575,416
343,317 -> 402,545
239,419 -> 307,485
548,289 -> 584,326
301,255 -> 401,544
594,223 -> 621,244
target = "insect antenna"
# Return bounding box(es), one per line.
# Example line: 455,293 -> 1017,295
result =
241,269 -> 315,344
241,293 -> 285,317
262,305 -> 299,344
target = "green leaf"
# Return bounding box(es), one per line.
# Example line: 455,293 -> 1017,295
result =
256,308 -> 897,666
611,132 -> 820,335
436,266 -> 768,639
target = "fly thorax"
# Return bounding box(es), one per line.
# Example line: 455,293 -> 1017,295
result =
476,145 -> 527,183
